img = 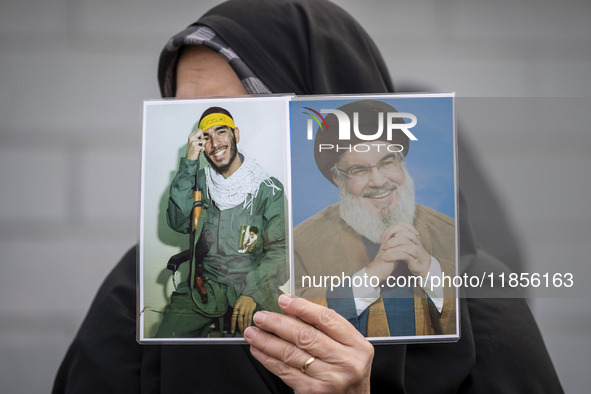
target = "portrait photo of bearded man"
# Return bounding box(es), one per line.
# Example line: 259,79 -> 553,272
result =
294,99 -> 456,338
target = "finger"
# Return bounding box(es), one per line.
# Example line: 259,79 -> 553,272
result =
231,308 -> 239,334
247,340 -> 319,392
244,309 -> 253,331
188,128 -> 203,139
383,231 -> 419,249
381,222 -> 419,244
397,221 -> 420,238
188,130 -> 204,147
382,245 -> 419,263
271,295 -> 369,349
381,246 -> 431,277
251,310 -> 342,361
385,226 -> 417,242
244,326 -> 325,373
238,312 -> 246,334
237,300 -> 254,333
190,136 -> 204,147
246,312 -> 374,393
384,241 -> 419,259
380,224 -> 399,244
186,139 -> 204,160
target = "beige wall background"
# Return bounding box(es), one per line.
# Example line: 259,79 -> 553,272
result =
1,0 -> 590,392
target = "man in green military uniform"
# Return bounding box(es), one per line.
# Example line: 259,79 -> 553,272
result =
156,106 -> 287,338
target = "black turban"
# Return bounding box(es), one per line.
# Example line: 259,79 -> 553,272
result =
313,99 -> 410,185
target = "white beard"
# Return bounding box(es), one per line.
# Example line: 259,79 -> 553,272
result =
338,173 -> 416,244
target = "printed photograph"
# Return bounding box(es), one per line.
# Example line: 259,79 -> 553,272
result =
290,94 -> 459,343
139,96 -> 291,343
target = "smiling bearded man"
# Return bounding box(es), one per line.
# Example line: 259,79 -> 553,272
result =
337,152 -> 416,245
157,105 -> 287,338
294,99 -> 457,337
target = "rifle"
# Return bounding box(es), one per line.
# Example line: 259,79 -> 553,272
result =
190,156 -> 208,303
166,155 -> 208,304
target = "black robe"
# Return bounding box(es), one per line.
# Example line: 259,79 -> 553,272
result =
54,0 -> 562,392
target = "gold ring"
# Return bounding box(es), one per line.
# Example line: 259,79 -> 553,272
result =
300,357 -> 316,373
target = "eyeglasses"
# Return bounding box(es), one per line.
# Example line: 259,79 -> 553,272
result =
336,157 -> 401,180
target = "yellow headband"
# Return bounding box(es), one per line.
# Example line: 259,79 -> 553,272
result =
198,113 -> 236,131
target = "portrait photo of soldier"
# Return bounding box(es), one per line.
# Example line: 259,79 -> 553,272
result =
142,101 -> 289,339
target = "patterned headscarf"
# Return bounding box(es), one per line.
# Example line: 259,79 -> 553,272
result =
157,0 -> 393,97
158,25 -> 271,97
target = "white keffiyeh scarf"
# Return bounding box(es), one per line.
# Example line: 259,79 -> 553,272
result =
205,155 -> 280,212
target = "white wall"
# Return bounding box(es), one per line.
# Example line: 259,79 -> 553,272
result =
1,0 -> 589,392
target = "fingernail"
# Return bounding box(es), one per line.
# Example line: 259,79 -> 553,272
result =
253,311 -> 266,325
278,294 -> 292,307
243,326 -> 255,340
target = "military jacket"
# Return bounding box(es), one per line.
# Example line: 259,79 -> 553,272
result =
167,157 -> 287,312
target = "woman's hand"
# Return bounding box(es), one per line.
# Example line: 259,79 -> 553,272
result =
244,294 -> 374,393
